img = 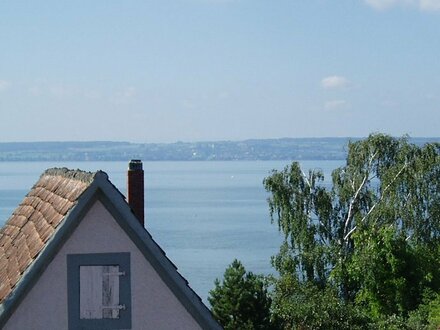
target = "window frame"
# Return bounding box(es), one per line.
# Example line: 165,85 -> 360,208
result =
67,252 -> 132,330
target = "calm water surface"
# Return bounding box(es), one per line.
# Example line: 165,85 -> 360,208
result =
0,160 -> 343,302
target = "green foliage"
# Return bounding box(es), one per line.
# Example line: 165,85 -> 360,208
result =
427,295 -> 440,328
407,291 -> 440,329
208,259 -> 273,330
349,227 -> 440,318
209,134 -> 439,329
270,275 -> 368,329
264,162 -> 333,285
263,134 -> 440,327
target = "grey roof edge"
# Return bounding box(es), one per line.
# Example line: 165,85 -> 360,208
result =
0,171 -> 221,330
92,173 -> 222,330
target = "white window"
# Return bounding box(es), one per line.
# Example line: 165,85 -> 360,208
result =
67,253 -> 131,329
79,265 -> 125,319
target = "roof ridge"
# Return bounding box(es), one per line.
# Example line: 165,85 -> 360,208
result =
41,168 -> 97,183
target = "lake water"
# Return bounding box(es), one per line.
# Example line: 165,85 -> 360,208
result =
0,160 -> 343,302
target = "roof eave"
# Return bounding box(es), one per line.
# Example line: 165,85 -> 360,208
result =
0,171 -> 221,330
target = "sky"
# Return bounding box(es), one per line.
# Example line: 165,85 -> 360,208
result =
0,0 -> 439,143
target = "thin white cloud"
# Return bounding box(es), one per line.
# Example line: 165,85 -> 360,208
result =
28,86 -> 42,96
364,0 -> 407,10
49,85 -> 76,98
0,80 -> 11,92
83,90 -> 102,100
189,0 -> 237,3
381,99 -> 400,107
120,86 -> 137,99
321,76 -> 351,90
425,93 -> 437,100
325,100 -> 350,110
27,82 -> 77,98
218,91 -> 231,100
420,0 -> 440,10
182,99 -> 197,109
364,0 -> 440,11
110,86 -> 138,104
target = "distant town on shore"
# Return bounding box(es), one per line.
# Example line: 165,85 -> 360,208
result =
0,137 -> 439,162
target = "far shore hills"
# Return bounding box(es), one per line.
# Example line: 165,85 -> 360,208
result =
0,138 -> 439,162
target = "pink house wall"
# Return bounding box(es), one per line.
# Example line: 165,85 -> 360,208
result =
4,201 -> 202,330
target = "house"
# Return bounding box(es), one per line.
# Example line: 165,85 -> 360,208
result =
0,160 -> 221,329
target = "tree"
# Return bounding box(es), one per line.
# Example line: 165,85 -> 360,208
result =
348,225 -> 440,319
208,259 -> 273,330
263,134 -> 440,327
407,291 -> 440,329
269,276 -> 368,329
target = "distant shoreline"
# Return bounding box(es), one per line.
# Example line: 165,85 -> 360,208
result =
0,138 -> 438,162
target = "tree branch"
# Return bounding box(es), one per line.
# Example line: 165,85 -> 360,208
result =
342,151 -> 378,241
343,162 -> 408,241
301,169 -> 311,188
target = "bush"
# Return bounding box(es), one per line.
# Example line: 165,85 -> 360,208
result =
208,259 -> 274,330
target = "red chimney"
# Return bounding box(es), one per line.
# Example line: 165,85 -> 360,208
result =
127,160 -> 144,226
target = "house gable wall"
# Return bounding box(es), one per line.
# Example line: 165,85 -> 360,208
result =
4,200 -> 202,330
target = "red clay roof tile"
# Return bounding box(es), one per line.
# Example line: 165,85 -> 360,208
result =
0,168 -> 94,303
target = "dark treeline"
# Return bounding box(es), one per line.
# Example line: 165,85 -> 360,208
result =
1,137 -> 439,161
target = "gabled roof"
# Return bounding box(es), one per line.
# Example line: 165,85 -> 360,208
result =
0,168 -> 221,329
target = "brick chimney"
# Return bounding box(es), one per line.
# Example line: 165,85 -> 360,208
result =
127,160 -> 144,226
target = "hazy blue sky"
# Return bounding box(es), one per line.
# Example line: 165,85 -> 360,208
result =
1,0 -> 439,142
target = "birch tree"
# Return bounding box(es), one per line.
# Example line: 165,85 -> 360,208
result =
264,134 -> 440,327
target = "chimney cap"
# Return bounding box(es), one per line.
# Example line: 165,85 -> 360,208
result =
129,159 -> 143,171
